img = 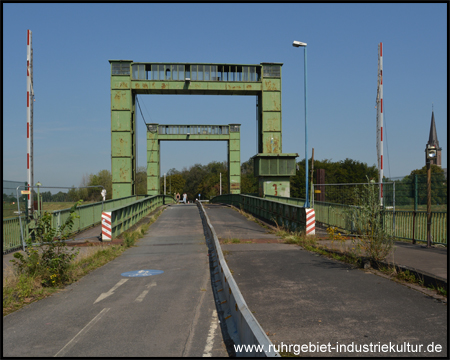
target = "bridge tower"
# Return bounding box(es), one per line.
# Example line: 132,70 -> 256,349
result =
109,61 -> 297,199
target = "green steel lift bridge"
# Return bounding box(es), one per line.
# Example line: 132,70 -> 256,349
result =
109,61 -> 298,199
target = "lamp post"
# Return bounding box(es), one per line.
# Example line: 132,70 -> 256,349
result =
36,181 -> 42,216
426,144 -> 436,248
293,40 -> 310,207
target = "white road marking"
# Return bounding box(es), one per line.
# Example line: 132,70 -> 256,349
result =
202,310 -> 219,357
135,282 -> 157,302
94,278 -> 128,304
54,308 -> 110,357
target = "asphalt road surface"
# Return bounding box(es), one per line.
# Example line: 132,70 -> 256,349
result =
3,204 -> 228,357
205,204 -> 448,357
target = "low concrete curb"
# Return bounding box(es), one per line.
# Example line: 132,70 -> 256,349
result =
305,245 -> 448,293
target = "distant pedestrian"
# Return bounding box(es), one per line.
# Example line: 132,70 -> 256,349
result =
183,193 -> 187,204
176,192 -> 180,203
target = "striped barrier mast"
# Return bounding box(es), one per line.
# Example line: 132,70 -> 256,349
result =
306,208 -> 315,235
27,29 -> 34,211
102,212 -> 112,241
376,42 -> 383,206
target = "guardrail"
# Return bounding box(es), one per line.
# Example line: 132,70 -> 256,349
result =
198,201 -> 279,357
265,195 -> 447,246
104,195 -> 175,240
210,194 -> 308,233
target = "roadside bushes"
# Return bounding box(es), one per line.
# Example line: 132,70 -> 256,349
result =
10,201 -> 82,287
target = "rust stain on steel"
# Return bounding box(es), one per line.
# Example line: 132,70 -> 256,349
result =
246,85 -> 252,89
230,183 -> 240,190
119,167 -> 129,182
264,80 -> 277,91
119,82 -> 129,88
273,100 -> 280,111
143,83 -> 148,89
135,83 -> 140,88
273,137 -> 280,152
265,140 -> 272,153
161,83 -> 166,89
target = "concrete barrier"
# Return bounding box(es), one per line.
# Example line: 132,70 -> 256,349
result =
198,201 -> 280,357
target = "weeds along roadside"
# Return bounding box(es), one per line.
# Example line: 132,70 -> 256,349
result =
3,208 -> 165,317
228,204 -> 447,299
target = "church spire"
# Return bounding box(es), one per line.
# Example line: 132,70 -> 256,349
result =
427,110 -> 440,148
425,109 -> 442,167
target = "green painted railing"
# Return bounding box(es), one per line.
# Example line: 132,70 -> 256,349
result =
211,194 -> 308,233
3,216 -> 28,253
383,210 -> 447,245
108,195 -> 175,239
51,195 -> 149,236
3,195 -> 152,253
265,195 -> 447,246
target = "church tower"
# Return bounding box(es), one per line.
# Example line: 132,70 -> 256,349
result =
425,110 -> 442,167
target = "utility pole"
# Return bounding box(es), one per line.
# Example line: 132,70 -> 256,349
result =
164,173 -> 166,195
220,173 -> 222,195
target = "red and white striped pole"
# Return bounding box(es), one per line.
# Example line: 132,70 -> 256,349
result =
27,29 -> 34,212
377,42 -> 383,206
306,208 -> 315,236
102,212 -> 112,241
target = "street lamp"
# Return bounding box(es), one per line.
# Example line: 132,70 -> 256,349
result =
425,144 -> 436,247
293,40 -> 310,208
36,181 -> 42,216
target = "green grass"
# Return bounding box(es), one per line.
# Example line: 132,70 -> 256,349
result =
3,245 -> 124,316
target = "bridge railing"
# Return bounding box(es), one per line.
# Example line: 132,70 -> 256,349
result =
105,195 -> 175,240
51,195 -> 149,237
3,195 -> 163,253
210,194 -> 308,233
264,195 -> 447,245
3,216 -> 29,254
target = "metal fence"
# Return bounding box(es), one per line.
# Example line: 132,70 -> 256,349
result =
385,173 -> 447,211
266,194 -> 447,246
3,180 -> 28,219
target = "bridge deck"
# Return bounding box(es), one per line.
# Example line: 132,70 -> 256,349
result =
204,204 -> 447,357
3,204 -> 227,357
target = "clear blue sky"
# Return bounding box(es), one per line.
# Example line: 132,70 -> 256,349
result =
3,3 -> 447,192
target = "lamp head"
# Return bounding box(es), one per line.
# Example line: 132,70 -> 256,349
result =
293,40 -> 307,47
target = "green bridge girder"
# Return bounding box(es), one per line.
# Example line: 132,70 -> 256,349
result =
109,61 -> 298,199
147,124 -> 241,195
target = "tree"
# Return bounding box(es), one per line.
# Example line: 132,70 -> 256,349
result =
408,165 -> 446,206
241,159 -> 258,194
290,158 -> 378,201
87,170 -> 112,201
136,166 -> 147,195
169,174 -> 186,196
